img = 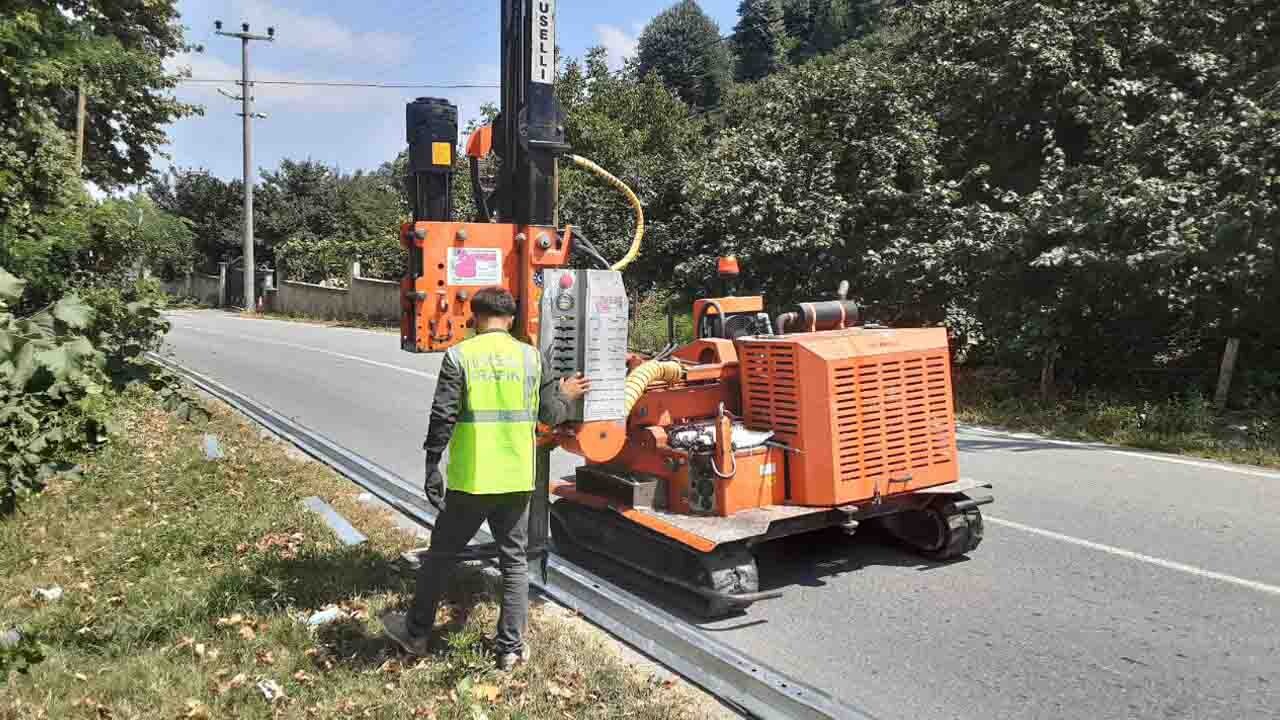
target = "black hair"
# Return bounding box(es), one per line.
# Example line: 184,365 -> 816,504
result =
471,286 -> 517,319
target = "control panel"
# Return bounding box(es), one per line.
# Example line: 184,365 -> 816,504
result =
538,269 -> 629,422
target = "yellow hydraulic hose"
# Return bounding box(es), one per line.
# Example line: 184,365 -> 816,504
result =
567,154 -> 645,271
623,360 -> 684,416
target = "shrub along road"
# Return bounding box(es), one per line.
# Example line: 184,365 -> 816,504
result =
162,310 -> 1280,720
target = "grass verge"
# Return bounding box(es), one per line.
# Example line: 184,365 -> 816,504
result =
955,369 -> 1280,469
0,386 -> 718,719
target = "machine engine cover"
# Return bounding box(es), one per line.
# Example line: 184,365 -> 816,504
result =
738,327 -> 960,506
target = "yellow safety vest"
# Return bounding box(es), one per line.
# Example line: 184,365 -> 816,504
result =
445,331 -> 541,494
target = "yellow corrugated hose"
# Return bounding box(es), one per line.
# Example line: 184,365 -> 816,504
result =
567,154 -> 645,271
623,360 -> 684,417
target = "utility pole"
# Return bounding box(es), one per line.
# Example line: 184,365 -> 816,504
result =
215,20 -> 274,312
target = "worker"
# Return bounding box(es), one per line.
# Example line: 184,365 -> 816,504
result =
381,286 -> 590,671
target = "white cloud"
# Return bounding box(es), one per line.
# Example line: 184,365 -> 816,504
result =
229,0 -> 411,66
594,24 -> 639,71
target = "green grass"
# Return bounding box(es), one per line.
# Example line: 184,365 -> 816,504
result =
955,368 -> 1280,469
0,388 -> 716,719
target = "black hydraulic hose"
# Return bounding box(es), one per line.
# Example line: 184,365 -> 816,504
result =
566,228 -> 611,269
469,156 -> 490,221
695,299 -> 726,340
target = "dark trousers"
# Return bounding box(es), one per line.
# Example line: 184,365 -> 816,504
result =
409,489 -> 532,655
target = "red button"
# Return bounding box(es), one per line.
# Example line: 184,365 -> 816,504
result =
559,273 -> 574,289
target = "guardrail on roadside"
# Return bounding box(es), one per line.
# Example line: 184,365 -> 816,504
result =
148,352 -> 875,720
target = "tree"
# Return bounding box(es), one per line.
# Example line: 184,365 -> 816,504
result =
692,0 -> 1279,391
557,48 -> 707,293
682,53 -> 948,311
2,1 -> 197,308
148,169 -> 243,268
0,1 -> 198,191
734,0 -> 786,82
636,0 -> 732,109
781,0 -> 886,63
86,196 -> 195,282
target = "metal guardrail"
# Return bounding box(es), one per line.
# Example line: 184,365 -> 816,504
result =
149,352 -> 875,720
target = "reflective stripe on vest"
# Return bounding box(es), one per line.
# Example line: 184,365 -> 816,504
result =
446,332 -> 542,494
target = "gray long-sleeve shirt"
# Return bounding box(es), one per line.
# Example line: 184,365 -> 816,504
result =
422,329 -> 571,467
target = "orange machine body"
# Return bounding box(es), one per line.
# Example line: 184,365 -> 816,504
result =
565,307 -> 960,522
399,220 -> 572,352
738,327 -> 959,506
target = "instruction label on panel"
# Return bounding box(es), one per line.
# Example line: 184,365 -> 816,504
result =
447,248 -> 503,286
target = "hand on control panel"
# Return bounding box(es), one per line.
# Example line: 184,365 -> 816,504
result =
559,373 -> 592,401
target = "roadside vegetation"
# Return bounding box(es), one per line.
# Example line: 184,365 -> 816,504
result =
0,388 -> 716,719
3,1 -> 1274,467
147,0 -> 1276,465
955,368 -> 1280,468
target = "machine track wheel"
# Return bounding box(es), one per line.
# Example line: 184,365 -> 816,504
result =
549,500 -> 760,619
879,495 -> 984,561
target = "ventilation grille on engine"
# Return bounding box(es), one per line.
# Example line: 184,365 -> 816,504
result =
833,351 -> 954,485
740,343 -> 800,439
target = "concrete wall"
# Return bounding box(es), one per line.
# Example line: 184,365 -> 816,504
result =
160,270 -> 224,307
272,280 -> 349,320
191,273 -> 222,306
268,261 -> 400,323
349,274 -> 401,320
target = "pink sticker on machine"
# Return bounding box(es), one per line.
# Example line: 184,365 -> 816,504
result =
447,248 -> 503,286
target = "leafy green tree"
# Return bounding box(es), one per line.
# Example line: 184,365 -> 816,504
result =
0,0 -> 198,190
692,0 -> 1278,393
734,0 -> 786,82
86,196 -> 195,282
682,53 -> 946,310
148,169 -> 244,268
893,0 -> 1280,382
636,0 -> 732,109
781,0 -> 885,63
260,159 -> 408,283
557,48 -> 707,293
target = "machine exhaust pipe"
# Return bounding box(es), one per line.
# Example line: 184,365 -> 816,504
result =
774,300 -> 860,335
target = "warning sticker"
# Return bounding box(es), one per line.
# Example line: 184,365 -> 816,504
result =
447,248 -> 503,286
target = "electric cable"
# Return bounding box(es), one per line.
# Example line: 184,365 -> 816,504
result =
179,78 -> 499,89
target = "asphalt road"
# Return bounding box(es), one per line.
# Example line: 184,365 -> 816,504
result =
164,310 -> 1280,720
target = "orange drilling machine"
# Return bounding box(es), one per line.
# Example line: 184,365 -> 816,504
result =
400,0 -> 992,616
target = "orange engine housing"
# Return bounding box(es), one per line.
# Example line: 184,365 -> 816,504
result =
737,327 -> 959,506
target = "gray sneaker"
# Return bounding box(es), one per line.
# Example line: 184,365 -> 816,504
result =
381,612 -> 432,657
495,645 -> 531,671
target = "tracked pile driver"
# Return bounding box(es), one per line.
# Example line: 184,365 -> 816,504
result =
399,0 -> 992,616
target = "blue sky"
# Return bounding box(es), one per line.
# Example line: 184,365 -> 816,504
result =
162,0 -> 739,183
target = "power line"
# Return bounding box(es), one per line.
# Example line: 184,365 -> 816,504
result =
180,78 -> 500,89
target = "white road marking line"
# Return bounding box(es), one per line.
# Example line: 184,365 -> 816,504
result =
960,425 -> 1280,480
169,324 -> 437,380
986,516 -> 1280,597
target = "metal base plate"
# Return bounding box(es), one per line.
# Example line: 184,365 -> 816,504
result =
641,505 -> 829,546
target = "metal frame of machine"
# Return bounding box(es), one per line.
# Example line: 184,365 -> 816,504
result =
399,0 -> 993,617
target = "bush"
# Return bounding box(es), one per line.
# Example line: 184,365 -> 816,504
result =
630,289 -> 694,353
0,268 -> 182,512
1139,394 -> 1215,437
